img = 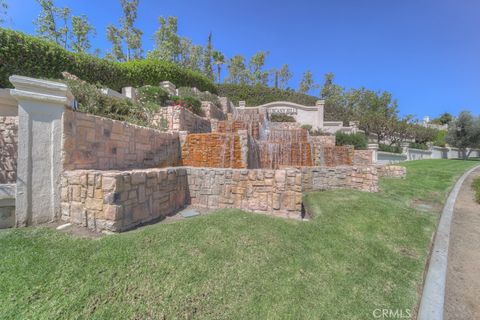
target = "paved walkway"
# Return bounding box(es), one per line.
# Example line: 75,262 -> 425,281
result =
444,167 -> 480,320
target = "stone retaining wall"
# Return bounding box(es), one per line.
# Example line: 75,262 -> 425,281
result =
61,168 -> 188,232
152,106 -> 211,133
302,166 -> 378,192
181,133 -> 247,168
353,149 -> 374,165
310,135 -> 336,147
318,145 -> 354,167
187,167 -> 303,218
376,165 -> 406,178
63,111 -> 181,170
0,116 -> 18,184
201,102 -> 227,120
61,164 -> 380,231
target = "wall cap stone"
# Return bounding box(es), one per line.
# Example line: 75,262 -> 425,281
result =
9,75 -> 74,108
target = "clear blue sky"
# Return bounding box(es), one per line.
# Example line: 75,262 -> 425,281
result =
4,0 -> 479,118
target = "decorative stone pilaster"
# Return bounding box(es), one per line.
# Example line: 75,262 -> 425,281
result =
9,76 -> 74,226
239,101 -> 246,109
160,81 -> 177,96
368,143 -> 379,164
122,87 -> 136,100
315,100 -> 325,130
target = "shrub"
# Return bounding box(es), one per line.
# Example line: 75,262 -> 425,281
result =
335,132 -> 368,150
379,143 -> 403,154
433,130 -> 447,147
301,124 -> 312,132
170,96 -> 202,116
270,114 -> 296,122
217,83 -> 318,106
136,85 -> 169,111
473,177 -> 480,204
0,28 -> 216,93
409,142 -> 429,150
64,79 -> 150,127
177,87 -> 219,103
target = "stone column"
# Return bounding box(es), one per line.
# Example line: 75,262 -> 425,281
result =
368,143 -> 379,164
160,81 -> 177,96
9,76 -> 73,226
315,100 -> 325,130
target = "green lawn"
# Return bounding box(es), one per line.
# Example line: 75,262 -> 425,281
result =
0,160 -> 478,319
473,176 -> 480,203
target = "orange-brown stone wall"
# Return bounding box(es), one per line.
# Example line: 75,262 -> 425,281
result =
181,133 -> 246,168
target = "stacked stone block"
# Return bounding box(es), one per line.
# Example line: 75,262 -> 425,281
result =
201,101 -> 227,120
63,111 -> 181,170
376,165 -> 407,178
186,168 -> 303,218
353,150 -> 374,165
0,116 -> 18,184
182,133 -> 247,168
302,166 -> 378,193
152,106 -> 211,133
61,168 -> 188,232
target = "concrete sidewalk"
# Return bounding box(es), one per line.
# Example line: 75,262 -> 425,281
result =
444,167 -> 480,320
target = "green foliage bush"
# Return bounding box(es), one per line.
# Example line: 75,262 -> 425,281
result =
270,114 -> 296,122
473,177 -> 480,204
217,84 -> 318,106
64,79 -> 150,127
177,87 -> 219,103
170,96 -> 202,116
379,143 -> 403,154
136,85 -> 169,111
335,132 -> 368,150
433,130 -> 447,147
0,28 -> 216,93
408,142 -> 429,150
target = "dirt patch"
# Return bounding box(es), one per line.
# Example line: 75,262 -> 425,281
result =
444,167 -> 480,320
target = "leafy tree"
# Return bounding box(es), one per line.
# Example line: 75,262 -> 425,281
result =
35,0 -> 60,44
277,64 -> 292,89
106,25 -> 125,61
320,72 -> 350,123
212,51 -> 225,83
70,14 -> 95,53
150,16 -> 181,62
299,70 -> 318,94
186,44 -> 204,72
432,112 -> 453,125
203,32 -> 214,81
350,88 -> 399,144
225,55 -> 249,84
106,0 -> 143,61
249,51 -> 269,85
0,0 -> 8,25
56,7 -> 70,48
409,123 -> 438,145
446,111 -> 480,159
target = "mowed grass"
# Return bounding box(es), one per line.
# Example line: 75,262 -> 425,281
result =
473,176 -> 480,203
0,160 -> 478,319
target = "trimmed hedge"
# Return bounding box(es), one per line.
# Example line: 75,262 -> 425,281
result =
0,28 -> 217,93
335,132 -> 368,150
270,114 -> 295,122
379,143 -> 403,154
217,84 -> 318,106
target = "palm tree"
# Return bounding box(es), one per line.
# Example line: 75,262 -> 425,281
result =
212,51 -> 225,83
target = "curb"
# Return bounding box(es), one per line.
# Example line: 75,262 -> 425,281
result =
417,165 -> 480,320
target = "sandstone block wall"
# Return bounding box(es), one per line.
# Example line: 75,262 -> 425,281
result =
182,133 -> 247,168
63,111 -> 181,171
302,166 -> 378,193
310,135 -> 336,147
353,150 -> 374,165
0,116 -> 18,184
152,106 -> 211,133
187,167 -> 303,218
376,165 -> 406,178
216,120 -> 260,140
316,145 -> 354,167
61,168 -> 188,232
201,102 -> 227,120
